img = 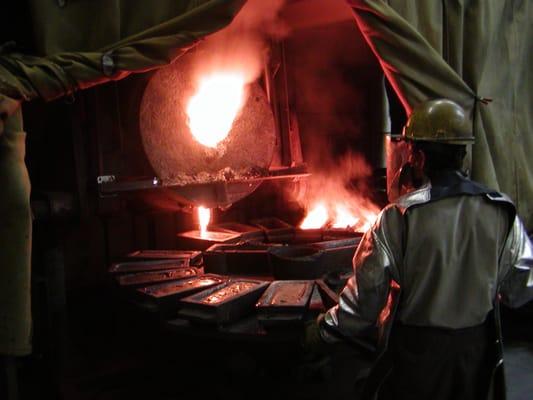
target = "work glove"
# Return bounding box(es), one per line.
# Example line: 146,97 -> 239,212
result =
301,313 -> 328,356
298,314 -> 332,381
0,94 -> 21,136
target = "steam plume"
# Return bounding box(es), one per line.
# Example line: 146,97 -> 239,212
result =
194,0 -> 288,84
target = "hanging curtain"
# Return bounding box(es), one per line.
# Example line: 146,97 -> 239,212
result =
0,0 -> 245,101
0,0 -> 244,357
346,0 -> 533,230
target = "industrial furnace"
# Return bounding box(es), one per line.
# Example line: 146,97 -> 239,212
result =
23,1 -> 391,398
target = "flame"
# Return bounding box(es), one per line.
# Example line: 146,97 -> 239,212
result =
300,201 -> 378,232
300,203 -> 328,229
359,219 -> 373,232
186,73 -> 246,148
198,206 -> 211,238
332,204 -> 359,229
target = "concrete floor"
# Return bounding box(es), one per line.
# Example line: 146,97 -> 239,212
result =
505,342 -> 533,400
502,305 -> 533,400
16,340 -> 531,400
9,297 -> 533,400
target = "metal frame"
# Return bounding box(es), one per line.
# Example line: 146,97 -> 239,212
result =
91,39 -> 308,207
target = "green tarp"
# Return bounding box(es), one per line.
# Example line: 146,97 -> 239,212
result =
0,0 -> 245,101
347,0 -> 533,230
0,0 -> 244,356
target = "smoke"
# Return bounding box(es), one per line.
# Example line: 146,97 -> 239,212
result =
280,14 -> 382,223
291,150 -> 379,217
230,0 -> 288,37
192,0 -> 289,84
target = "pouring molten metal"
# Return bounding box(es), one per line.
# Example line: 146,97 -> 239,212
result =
198,206 -> 212,238
186,73 -> 246,148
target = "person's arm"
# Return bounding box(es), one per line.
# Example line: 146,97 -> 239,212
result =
0,0 -> 245,102
318,206 -> 403,352
499,216 -> 533,307
0,94 -> 20,136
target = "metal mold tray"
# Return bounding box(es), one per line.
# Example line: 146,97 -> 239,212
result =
208,222 -> 265,241
177,279 -> 269,325
250,217 -> 295,242
203,242 -> 275,275
322,229 -> 364,240
115,267 -> 199,287
314,235 -> 361,249
286,229 -> 323,244
109,259 -> 190,274
125,250 -> 202,265
308,285 -> 326,313
250,217 -> 293,231
256,279 -> 314,327
256,280 -> 314,313
136,274 -> 227,304
315,279 -> 339,310
200,228 -> 360,278
177,230 -> 242,250
268,238 -> 359,280
268,245 -> 323,280
261,227 -> 360,248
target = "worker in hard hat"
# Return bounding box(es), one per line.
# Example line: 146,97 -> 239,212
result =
305,99 -> 533,400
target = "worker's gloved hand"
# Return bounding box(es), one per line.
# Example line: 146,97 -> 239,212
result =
0,94 -> 21,136
299,314 -> 332,381
301,313 -> 328,356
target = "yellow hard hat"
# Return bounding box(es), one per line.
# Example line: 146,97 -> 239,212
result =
402,99 -> 474,144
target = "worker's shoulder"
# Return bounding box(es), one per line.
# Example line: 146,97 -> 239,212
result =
485,190 -> 514,205
372,203 -> 408,233
466,180 -> 516,210
390,180 -> 515,214
390,183 -> 432,214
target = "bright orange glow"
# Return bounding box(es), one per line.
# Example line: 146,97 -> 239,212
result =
359,220 -> 373,232
300,201 -> 378,232
332,204 -> 359,229
186,73 -> 246,148
300,203 -> 329,229
198,206 -> 211,238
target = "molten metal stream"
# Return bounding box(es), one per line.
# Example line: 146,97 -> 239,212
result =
186,73 -> 245,148
198,206 -> 211,238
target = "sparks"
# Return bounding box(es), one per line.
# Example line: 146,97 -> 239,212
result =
186,73 -> 246,148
